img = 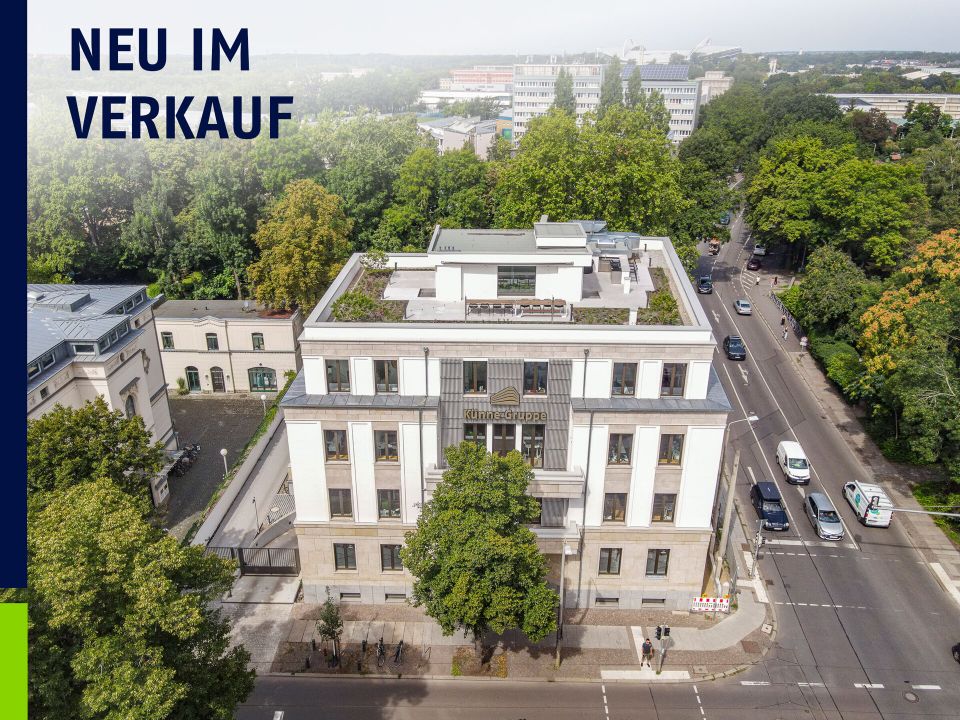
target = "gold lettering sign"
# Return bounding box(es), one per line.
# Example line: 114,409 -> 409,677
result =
464,409 -> 547,422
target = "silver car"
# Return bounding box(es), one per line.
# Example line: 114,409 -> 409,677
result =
805,492 -> 844,540
734,299 -> 753,315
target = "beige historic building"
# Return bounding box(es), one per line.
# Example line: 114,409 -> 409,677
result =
153,300 -> 303,394
282,220 -> 730,610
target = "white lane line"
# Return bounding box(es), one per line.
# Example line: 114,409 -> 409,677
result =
715,291 -> 859,551
741,680 -> 771,686
929,562 -> 960,609
797,682 -> 826,687
765,539 -> 804,545
854,683 -> 884,689
746,465 -> 758,485
912,685 -> 941,691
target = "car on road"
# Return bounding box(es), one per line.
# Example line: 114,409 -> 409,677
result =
746,256 -> 762,271
752,244 -> 768,256
697,276 -> 713,294
719,211 -> 731,225
776,440 -> 810,485
751,482 -> 789,531
804,492 -> 844,540
733,298 -> 753,315
843,480 -> 893,527
723,335 -> 747,360
953,642 -> 960,663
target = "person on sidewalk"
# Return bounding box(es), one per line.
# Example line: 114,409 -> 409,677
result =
780,314 -> 786,326
782,328 -> 789,341
641,638 -> 654,668
773,276 -> 779,286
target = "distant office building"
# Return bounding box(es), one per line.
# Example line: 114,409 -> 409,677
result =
450,65 -> 514,90
153,300 -> 303,395
621,64 -> 701,143
512,63 -> 604,142
827,93 -> 960,120
418,88 -> 512,112
696,70 -> 734,105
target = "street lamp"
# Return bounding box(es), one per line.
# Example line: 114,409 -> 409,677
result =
252,496 -> 260,531
713,414 -> 759,595
219,448 -> 228,478
260,393 -> 267,416
554,542 -> 577,668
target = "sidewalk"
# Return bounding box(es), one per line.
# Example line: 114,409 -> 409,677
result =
748,272 -> 960,609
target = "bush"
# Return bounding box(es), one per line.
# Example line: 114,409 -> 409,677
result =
176,377 -> 188,395
776,284 -> 802,317
331,290 -> 378,321
809,333 -> 862,401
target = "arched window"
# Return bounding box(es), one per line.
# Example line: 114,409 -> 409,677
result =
248,367 -> 277,392
185,366 -> 201,392
124,394 -> 136,419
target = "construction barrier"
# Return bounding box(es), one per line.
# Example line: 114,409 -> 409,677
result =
690,596 -> 731,613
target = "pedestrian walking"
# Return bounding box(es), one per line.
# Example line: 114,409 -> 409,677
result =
800,336 -> 809,352
641,638 -> 654,668
773,275 -> 779,286
780,314 -> 786,326
755,276 -> 760,286
782,328 -> 789,341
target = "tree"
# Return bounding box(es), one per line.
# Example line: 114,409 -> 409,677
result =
401,442 -> 558,655
598,56 -> 624,118
639,89 -> 671,136
794,246 -> 868,334
694,84 -> 768,168
247,179 -> 354,310
552,68 -> 576,116
911,139 -> 960,232
671,158 -> 734,272
678,126 -> 738,178
316,590 -> 344,664
845,108 -> 892,151
28,479 -> 254,719
27,397 -> 163,508
625,65 -> 643,109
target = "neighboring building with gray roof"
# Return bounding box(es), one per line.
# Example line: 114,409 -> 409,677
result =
27,284 -> 177,503
153,300 -> 303,394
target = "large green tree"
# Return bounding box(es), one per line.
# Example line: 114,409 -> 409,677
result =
794,246 -> 868,334
598,56 -> 624,118
247,179 -> 354,310
552,68 -> 576,115
28,479 -> 254,719
911,139 -> 960,232
401,442 -> 558,653
625,65 -> 643,109
27,397 -> 163,508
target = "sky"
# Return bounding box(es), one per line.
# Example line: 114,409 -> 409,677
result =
27,0 -> 960,56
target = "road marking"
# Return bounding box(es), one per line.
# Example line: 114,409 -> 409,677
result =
912,685 -> 941,690
712,310 -> 720,322
797,682 -> 825,687
765,538 -> 804,545
740,681 -> 770,686
929,562 -> 960,609
854,683 -> 884,689
273,713 -> 285,720
738,365 -> 749,385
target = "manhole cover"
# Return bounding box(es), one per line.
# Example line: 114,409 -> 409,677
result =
740,640 -> 761,653
903,691 -> 919,703
761,623 -> 773,635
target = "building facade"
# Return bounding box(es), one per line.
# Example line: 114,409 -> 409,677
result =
827,92 -> 960,120
620,64 -> 702,143
696,70 -> 734,105
282,221 -> 730,610
511,63 -> 603,142
153,300 -> 303,394
27,284 -> 176,447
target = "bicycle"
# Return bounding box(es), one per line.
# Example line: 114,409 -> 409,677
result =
393,639 -> 404,665
376,637 -> 385,668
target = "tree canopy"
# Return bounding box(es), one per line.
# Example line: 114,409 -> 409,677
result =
552,68 -> 576,116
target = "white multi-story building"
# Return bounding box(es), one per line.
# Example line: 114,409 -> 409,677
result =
621,64 -> 702,143
153,300 -> 303,394
827,92 -> 960,120
282,220 -> 730,610
511,63 -> 603,142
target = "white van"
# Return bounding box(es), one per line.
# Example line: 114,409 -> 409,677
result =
843,481 -> 893,528
776,440 -> 810,484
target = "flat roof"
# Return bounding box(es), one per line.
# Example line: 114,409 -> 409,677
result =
430,224 -> 591,255
154,299 -> 296,320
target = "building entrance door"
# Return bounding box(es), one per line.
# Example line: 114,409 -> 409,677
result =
185,366 -> 201,392
211,367 -> 226,392
492,424 -> 516,457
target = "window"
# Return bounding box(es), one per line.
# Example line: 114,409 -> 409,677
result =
375,431 -> 399,462
28,362 -> 41,379
375,360 -> 398,393
492,424 -> 515,456
651,494 -> 677,523
324,430 -> 349,461
205,333 -> 219,351
329,489 -> 353,517
595,596 -> 620,605
377,489 -> 401,519
249,367 -> 277,392
607,434 -> 633,465
252,332 -> 265,351
660,363 -> 686,397
497,265 -> 536,296
538,498 -> 568,527
599,548 -> 622,575
603,493 -> 627,522
72,343 -> 96,354
340,592 -> 361,601
463,361 -> 487,394
380,544 -> 403,571
646,549 -> 670,576
464,423 -> 487,447
326,359 -> 350,393
523,361 -> 548,395
521,424 -> 545,468
611,363 -> 637,396
658,434 -> 684,465
124,395 -> 136,419
39,387 -> 49,400
334,543 -> 357,570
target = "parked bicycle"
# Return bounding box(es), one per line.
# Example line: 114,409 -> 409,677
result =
393,639 -> 404,665
376,637 -> 385,668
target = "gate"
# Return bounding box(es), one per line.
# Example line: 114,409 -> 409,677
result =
206,546 -> 301,576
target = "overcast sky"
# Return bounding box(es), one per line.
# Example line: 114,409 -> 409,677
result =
27,0 -> 960,56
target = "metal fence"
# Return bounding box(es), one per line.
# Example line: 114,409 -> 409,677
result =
770,292 -> 803,337
206,546 -> 301,576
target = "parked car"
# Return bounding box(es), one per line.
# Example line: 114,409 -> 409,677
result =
719,211 -> 731,225
733,298 -> 753,315
843,480 -> 893,527
952,642 -> 960,663
750,482 -> 789,531
776,440 -> 810,485
697,276 -> 713,294
723,335 -> 747,360
752,244 -> 768,256
804,493 -> 844,540
747,256 -> 762,271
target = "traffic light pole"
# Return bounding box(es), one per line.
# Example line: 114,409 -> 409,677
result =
655,624 -> 670,674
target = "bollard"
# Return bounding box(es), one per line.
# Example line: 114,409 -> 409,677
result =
311,638 -> 316,652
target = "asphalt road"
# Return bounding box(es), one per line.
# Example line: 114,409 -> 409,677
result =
236,215 -> 960,718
